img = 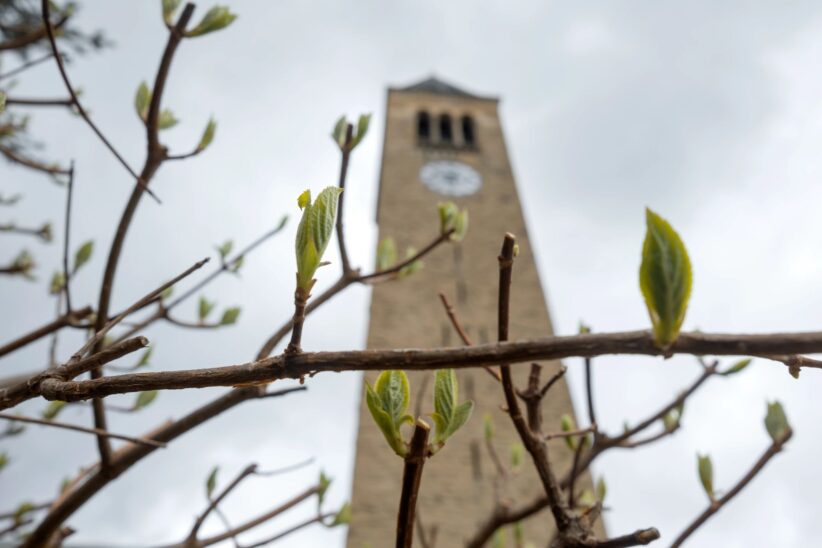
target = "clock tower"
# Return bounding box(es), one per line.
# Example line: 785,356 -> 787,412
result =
347,77 -> 587,546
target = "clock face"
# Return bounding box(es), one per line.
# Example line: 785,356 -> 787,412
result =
419,161 -> 482,197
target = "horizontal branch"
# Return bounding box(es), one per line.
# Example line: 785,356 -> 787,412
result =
0,412 -> 165,448
35,329 -> 822,401
0,306 -> 92,359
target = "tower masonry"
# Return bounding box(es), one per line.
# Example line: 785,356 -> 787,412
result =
348,77 -> 591,547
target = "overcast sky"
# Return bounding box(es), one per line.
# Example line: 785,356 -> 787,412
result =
3,1 -> 822,546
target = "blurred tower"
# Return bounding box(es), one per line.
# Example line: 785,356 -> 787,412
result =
347,77 -> 586,546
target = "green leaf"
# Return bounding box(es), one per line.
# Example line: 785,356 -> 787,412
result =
446,400 -> 474,439
73,240 -> 93,272
438,202 -> 458,235
578,489 -> 597,508
492,529 -> 506,548
162,0 -> 182,23
483,413 -> 494,442
49,271 -> 66,295
42,400 -> 66,421
560,414 -> 576,450
295,187 -> 343,291
206,466 -> 218,497
697,454 -> 714,499
331,116 -> 347,147
318,471 -> 332,508
0,453 -> 7,471
510,442 -> 524,470
365,380 -> 406,457
375,370 -> 410,425
158,109 -> 179,130
432,369 -> 473,444
764,401 -> 791,443
220,307 -> 241,325
215,240 -> 233,260
0,92 -> 5,113
514,522 -> 525,545
136,347 -> 153,368
330,502 -> 351,527
39,222 -> 53,242
721,358 -> 752,376
198,296 -> 215,321
198,118 -> 217,150
186,5 -> 237,37
134,390 -> 158,410
398,247 -> 423,278
14,501 -> 34,526
639,208 -> 693,349
134,81 -> 151,121
376,237 -> 397,270
596,477 -> 607,502
352,113 -> 372,148
451,210 -> 469,242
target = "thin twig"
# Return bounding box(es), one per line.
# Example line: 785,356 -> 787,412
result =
0,306 -> 92,359
396,419 -> 431,548
670,429 -> 793,547
0,412 -> 165,448
62,161 -> 74,312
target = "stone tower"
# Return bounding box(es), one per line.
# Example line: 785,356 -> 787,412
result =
347,77 -> 584,547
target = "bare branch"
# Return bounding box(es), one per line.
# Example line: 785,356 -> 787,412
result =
0,306 -> 92,360
396,419 -> 431,548
0,412 -> 165,448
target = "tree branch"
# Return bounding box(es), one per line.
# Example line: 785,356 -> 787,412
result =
396,419 -> 430,548
0,412 -> 165,448
0,306 -> 91,359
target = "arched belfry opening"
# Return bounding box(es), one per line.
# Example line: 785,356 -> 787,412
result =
417,111 -> 431,143
461,115 -> 476,148
438,113 -> 453,144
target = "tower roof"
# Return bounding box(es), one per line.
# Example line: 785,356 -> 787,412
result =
392,76 -> 496,101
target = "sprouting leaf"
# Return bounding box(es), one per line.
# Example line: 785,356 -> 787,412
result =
697,454 -> 714,499
14,501 -> 34,525
0,453 -> 7,471
514,522 -> 525,545
49,271 -> 66,295
483,413 -> 494,442
134,390 -> 158,410
162,0 -> 182,23
205,466 -> 219,498
220,307 -> 241,325
73,240 -> 93,272
560,414 -> 576,450
42,400 -> 66,421
134,81 -> 151,121
39,222 -> 53,242
0,92 -> 5,113
160,286 -> 174,300
764,401 -> 791,443
198,118 -> 217,150
721,358 -> 752,376
432,369 -> 474,445
318,471 -> 332,508
351,113 -> 371,148
578,489 -> 597,508
492,529 -> 506,548
596,477 -> 607,502
186,5 -> 237,37
136,347 -> 153,368
295,187 -> 343,291
376,237 -> 397,270
331,116 -> 347,147
215,240 -> 233,261
438,202 -> 458,235
639,208 -> 693,349
330,502 -> 351,527
158,109 -> 179,130
510,443 -> 523,470
451,210 -> 469,242
198,296 -> 215,321
12,249 -> 35,278
365,371 -> 411,457
398,247 -> 423,278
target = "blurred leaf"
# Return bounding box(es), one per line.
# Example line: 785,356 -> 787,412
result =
73,240 -> 93,272
351,113 -> 371,148
764,401 -> 791,443
721,358 -> 752,376
639,208 -> 693,349
134,81 -> 151,121
578,489 -> 597,508
560,414 -> 576,450
42,400 -> 66,421
451,210 -> 469,242
330,502 -> 351,527
197,117 -> 217,150
510,443 -> 523,470
492,529 -> 506,548
215,240 -> 233,261
186,5 -> 237,37
376,237 -> 397,271
158,109 -> 178,130
0,452 -> 8,471
160,286 -> 174,301
39,222 -> 53,242
206,466 -> 219,498
198,296 -> 215,321
331,116 -> 347,147
596,477 -> 607,502
318,471 -> 332,508
697,454 -> 714,499
0,92 -> 5,113
220,307 -> 241,326
162,0 -> 182,23
514,522 -> 525,545
14,501 -> 34,526
136,347 -> 153,368
483,413 -> 494,442
134,390 -> 158,410
432,369 -> 474,445
438,202 -> 458,235
49,271 -> 66,295
365,370 -> 411,457
398,247 -> 423,278
229,255 -> 244,275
